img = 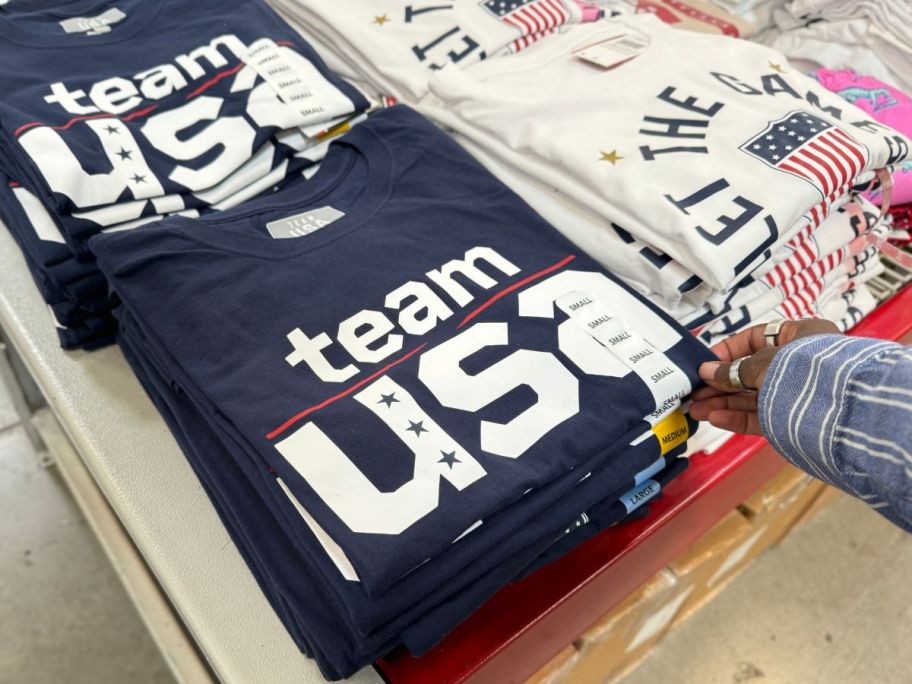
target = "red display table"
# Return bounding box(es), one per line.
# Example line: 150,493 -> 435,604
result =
377,284 -> 912,684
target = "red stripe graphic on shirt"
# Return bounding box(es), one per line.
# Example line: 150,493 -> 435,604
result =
185,62 -> 246,99
265,254 -> 577,439
459,254 -> 576,327
13,35 -> 292,136
14,103 -> 159,137
265,342 -> 429,440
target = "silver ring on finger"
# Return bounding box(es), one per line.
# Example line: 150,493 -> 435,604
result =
763,319 -> 787,347
729,357 -> 746,390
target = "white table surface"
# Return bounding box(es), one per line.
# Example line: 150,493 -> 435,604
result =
0,227 -> 381,684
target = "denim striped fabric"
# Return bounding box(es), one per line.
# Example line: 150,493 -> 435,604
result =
759,334 -> 912,532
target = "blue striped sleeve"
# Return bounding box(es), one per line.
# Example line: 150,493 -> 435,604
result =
759,334 -> 912,532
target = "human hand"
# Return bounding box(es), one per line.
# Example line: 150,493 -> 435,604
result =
690,319 -> 841,435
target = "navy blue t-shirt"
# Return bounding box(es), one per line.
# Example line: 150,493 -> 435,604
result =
118,311 -> 694,678
0,0 -> 366,247
92,105 -> 716,597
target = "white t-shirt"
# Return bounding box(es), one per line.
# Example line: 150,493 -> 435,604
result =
451,127 -> 714,316
270,0 -> 587,103
423,15 -> 910,292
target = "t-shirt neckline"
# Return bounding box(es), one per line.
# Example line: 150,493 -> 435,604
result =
0,0 -> 165,48
164,121 -> 395,260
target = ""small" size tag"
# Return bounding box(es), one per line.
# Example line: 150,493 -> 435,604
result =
573,29 -> 651,69
266,206 -> 345,239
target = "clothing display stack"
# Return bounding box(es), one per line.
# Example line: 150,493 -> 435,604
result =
813,68 -> 912,232
1,1 -> 910,681
420,15 -> 911,343
268,0 -> 607,104
90,105 -> 715,678
754,0 -> 912,94
703,0 -> 911,100
0,0 -> 369,349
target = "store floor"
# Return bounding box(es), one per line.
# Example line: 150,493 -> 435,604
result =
0,385 -> 175,684
620,490 -> 912,684
1,373 -> 910,684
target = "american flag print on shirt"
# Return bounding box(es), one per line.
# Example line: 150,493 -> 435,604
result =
740,110 -> 869,201
482,0 -> 571,37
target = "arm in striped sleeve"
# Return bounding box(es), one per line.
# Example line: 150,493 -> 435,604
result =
759,334 -> 912,532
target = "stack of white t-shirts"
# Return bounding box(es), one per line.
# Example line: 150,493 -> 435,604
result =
588,0 -> 760,37
421,15 -> 911,329
759,0 -> 912,93
707,0 -> 787,32
453,128 -> 887,342
267,0 -> 603,104
691,194 -> 889,343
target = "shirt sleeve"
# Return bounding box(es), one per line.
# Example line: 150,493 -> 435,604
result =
758,333 -> 912,532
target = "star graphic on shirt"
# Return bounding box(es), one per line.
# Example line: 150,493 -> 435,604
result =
116,148 -> 133,160
130,173 -> 146,184
599,149 -> 622,165
768,61 -> 785,73
377,392 -> 399,408
372,13 -> 390,25
406,420 -> 428,437
438,450 -> 461,469
104,124 -> 120,135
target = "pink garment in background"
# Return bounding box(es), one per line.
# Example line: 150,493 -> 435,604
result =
815,68 -> 912,206
572,0 -> 605,23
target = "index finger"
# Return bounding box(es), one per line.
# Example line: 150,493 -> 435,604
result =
709,323 -> 769,362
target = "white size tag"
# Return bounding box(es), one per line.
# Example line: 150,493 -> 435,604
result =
244,38 -> 335,122
556,290 -> 691,424
573,30 -> 650,69
266,206 -> 344,239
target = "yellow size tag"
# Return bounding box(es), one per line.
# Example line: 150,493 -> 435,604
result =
652,410 -> 689,455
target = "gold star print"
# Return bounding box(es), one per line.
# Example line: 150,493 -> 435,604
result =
599,150 -> 623,165
768,61 -> 785,73
373,14 -> 390,25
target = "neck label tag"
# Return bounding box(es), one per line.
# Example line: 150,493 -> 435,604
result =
60,8 -> 126,35
266,206 -> 345,239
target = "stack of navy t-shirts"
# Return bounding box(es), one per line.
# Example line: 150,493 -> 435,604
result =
0,0 -> 368,349
91,105 -> 715,679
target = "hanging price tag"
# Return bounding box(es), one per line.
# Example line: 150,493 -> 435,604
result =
573,29 -> 651,69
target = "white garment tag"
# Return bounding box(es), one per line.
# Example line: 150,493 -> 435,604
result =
244,38 -> 329,119
556,290 -> 690,424
59,7 -> 126,35
573,30 -> 650,69
266,206 -> 344,239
